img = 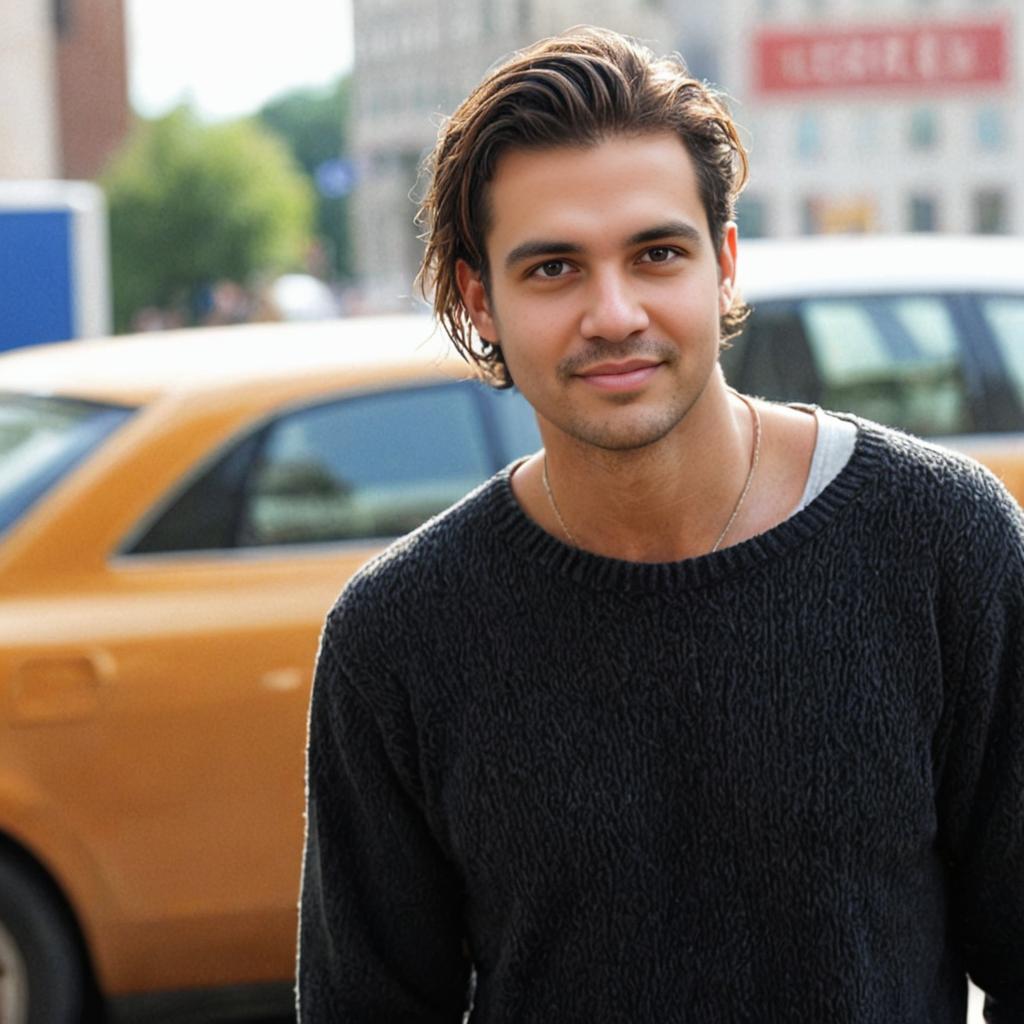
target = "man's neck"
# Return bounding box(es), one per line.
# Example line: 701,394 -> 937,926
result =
514,381 -> 759,562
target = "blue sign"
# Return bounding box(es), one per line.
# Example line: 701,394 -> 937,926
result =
0,209 -> 75,350
314,158 -> 357,199
0,182 -> 110,351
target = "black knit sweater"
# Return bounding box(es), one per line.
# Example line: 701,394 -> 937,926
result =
298,419 -> 1024,1023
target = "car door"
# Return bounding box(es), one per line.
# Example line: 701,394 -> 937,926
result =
87,379 -> 539,993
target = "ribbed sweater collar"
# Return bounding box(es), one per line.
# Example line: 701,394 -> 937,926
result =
483,418 -> 885,593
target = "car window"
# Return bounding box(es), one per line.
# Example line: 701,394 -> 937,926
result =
727,296 -> 975,437
126,381 -> 537,555
0,394 -> 134,538
128,432 -> 263,554
242,384 -> 493,545
977,296 -> 1024,409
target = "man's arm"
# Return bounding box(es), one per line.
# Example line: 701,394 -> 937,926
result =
938,523 -> 1024,1022
297,637 -> 470,1022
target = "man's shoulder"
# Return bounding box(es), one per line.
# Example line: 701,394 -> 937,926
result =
850,416 -> 1019,512
847,416 -> 1024,568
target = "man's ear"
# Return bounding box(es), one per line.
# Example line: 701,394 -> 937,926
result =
456,259 -> 498,340
717,221 -> 738,317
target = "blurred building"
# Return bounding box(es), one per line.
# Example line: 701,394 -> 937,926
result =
676,0 -> 1021,239
350,0 -> 672,311
350,0 -> 1020,310
0,0 -> 130,180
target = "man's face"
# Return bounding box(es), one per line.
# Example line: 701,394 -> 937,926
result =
457,132 -> 737,454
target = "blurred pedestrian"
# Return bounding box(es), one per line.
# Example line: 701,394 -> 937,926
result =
298,26 -> 1024,1023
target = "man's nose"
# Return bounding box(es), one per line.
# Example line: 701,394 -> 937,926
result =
579,269 -> 650,342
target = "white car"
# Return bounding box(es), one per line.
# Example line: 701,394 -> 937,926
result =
725,234 -> 1024,503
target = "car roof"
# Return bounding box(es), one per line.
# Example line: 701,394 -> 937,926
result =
738,234 -> 1024,301
0,313 -> 465,405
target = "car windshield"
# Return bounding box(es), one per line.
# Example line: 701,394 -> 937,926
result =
0,393 -> 135,538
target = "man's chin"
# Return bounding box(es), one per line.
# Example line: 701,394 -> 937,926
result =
554,412 -> 688,453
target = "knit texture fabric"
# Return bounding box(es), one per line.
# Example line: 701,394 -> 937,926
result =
298,418 -> 1024,1023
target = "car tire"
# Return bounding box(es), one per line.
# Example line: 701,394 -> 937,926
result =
0,852 -> 85,1024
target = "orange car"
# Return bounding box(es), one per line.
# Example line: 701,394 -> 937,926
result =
0,315 -> 539,1021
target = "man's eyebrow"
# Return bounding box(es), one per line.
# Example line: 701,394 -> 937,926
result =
503,222 -> 704,270
504,240 -> 583,270
627,221 -> 704,248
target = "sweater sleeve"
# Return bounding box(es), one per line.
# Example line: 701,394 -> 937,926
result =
297,635 -> 470,1022
937,526 -> 1024,1022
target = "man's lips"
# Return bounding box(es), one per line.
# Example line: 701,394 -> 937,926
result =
574,359 -> 662,391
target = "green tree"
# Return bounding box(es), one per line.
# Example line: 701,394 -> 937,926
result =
258,77 -> 354,279
103,107 -> 314,331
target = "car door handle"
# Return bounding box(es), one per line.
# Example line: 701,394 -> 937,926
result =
7,651 -> 115,725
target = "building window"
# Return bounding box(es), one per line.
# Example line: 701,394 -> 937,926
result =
853,110 -> 881,157
973,189 -> 1009,234
908,195 -> 939,232
736,196 -> 768,239
801,196 -> 875,234
976,105 -> 1007,152
796,112 -> 823,161
908,108 -> 939,151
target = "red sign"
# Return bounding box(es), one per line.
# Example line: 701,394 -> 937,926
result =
755,20 -> 1009,95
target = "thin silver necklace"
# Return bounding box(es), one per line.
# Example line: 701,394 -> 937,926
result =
541,393 -> 762,555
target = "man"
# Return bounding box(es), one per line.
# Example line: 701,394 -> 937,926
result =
298,27 -> 1024,1022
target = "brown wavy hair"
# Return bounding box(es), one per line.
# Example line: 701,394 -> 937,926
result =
417,26 -> 750,388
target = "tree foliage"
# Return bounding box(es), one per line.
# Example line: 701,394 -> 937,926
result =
103,108 -> 314,331
258,77 -> 354,279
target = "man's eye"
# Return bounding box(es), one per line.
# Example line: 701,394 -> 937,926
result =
531,260 -> 570,278
641,247 -> 680,264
